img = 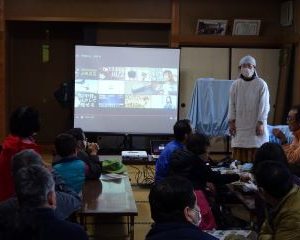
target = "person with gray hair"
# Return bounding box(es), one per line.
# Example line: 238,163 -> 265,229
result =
0,165 -> 88,240
228,55 -> 270,162
0,149 -> 81,221
15,165 -> 56,208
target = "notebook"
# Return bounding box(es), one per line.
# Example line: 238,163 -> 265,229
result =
150,140 -> 170,160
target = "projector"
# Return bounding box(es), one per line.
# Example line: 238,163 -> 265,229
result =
121,151 -> 148,162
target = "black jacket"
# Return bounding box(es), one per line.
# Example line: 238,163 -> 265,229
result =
169,149 -> 239,190
77,150 -> 102,179
145,222 -> 218,240
0,208 -> 88,240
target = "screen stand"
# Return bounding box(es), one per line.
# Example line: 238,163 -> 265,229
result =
122,134 -> 133,150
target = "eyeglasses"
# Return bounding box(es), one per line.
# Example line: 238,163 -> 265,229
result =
287,116 -> 296,122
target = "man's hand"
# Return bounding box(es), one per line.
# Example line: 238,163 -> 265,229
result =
206,182 -> 216,195
256,121 -> 264,136
229,119 -> 236,136
272,128 -> 285,139
272,128 -> 287,144
86,142 -> 100,155
239,172 -> 253,182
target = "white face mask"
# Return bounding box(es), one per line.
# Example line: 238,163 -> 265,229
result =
241,67 -> 255,78
191,208 -> 202,227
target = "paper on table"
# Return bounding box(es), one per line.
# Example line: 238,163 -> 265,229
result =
205,230 -> 255,239
100,173 -> 127,181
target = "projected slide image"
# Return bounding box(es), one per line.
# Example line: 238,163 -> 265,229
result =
75,79 -> 99,93
75,92 -> 98,108
162,69 -> 178,95
163,95 -> 177,109
148,95 -> 177,109
124,95 -> 151,108
129,81 -> 164,95
76,68 -> 99,80
97,80 -> 125,94
74,46 -> 180,134
125,67 -> 163,81
99,94 -> 125,108
98,67 -> 125,80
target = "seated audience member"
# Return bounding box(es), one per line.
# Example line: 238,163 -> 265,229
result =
170,133 -> 240,191
66,128 -> 102,179
254,142 -> 300,185
0,106 -> 40,202
155,119 -> 192,183
252,142 -> 300,229
254,161 -> 300,240
53,133 -> 86,193
0,165 -> 88,240
272,105 -> 300,168
0,149 -> 81,222
169,133 -> 242,229
146,176 -> 217,240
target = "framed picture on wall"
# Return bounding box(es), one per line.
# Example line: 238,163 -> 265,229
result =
232,19 -> 261,36
196,19 -> 228,35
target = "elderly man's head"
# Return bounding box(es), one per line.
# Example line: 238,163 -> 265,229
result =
12,149 -> 44,176
149,176 -> 201,227
287,105 -> 300,132
14,165 -> 56,209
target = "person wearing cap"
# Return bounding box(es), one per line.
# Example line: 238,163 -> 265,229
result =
228,55 -> 270,162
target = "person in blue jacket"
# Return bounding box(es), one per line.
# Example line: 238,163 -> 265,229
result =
53,133 -> 87,194
155,119 -> 192,183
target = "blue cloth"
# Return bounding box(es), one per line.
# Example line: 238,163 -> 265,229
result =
155,140 -> 184,183
187,78 -> 234,136
53,157 -> 85,194
146,222 -> 218,240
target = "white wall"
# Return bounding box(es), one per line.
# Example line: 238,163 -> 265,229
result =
179,47 -> 230,119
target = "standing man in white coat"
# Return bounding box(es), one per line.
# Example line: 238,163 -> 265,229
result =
228,55 -> 270,162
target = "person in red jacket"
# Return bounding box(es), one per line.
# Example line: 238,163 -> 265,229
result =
0,106 -> 40,202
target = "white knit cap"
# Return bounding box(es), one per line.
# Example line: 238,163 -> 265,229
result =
239,55 -> 256,67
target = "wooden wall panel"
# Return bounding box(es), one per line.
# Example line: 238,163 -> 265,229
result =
8,22 -> 83,143
179,0 -> 285,36
292,0 -> 300,105
5,0 -> 171,20
96,23 -> 170,46
0,0 -> 5,141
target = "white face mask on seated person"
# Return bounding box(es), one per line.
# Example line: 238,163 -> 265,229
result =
241,67 -> 255,78
185,203 -> 202,227
190,207 -> 202,227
